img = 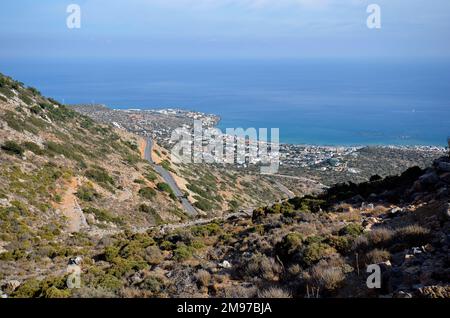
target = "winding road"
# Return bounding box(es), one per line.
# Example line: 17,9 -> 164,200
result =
144,137 -> 198,217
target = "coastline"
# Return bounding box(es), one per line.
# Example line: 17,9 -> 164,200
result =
73,103 -> 448,150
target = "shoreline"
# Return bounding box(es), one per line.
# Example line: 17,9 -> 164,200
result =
75,104 -> 448,150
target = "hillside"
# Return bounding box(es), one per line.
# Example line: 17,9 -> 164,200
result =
1,72 -> 448,298
43,155 -> 445,299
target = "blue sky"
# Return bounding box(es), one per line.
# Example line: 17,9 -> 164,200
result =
1,0 -> 450,59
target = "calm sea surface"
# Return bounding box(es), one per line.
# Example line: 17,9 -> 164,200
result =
1,58 -> 449,146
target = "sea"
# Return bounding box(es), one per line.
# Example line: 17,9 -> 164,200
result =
1,58 -> 449,146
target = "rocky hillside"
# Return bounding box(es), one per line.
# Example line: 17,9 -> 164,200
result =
2,149 -> 448,298
1,72 -> 448,298
68,155 -> 445,298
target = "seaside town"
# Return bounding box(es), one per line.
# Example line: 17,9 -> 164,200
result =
72,105 -> 447,176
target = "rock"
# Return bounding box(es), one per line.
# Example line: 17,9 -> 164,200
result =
394,291 -> 413,298
419,172 -> 439,187
388,207 -> 403,217
69,256 -> 82,265
444,203 -> 450,220
6,280 -> 21,292
412,247 -> 423,255
437,161 -> 450,173
85,213 -> 96,225
219,260 -> 232,269
362,217 -> 381,231
377,260 -> 392,271
130,273 -> 144,284
439,172 -> 450,184
436,187 -> 449,199
349,195 -> 364,204
0,198 -> 10,207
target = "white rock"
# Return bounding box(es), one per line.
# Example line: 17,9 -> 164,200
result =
219,260 -> 232,269
6,280 -> 21,292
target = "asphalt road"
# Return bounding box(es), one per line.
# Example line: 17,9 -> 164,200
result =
144,137 -> 198,217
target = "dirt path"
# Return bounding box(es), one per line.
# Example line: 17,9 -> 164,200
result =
54,177 -> 88,233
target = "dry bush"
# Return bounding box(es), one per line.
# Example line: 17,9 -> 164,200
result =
366,227 -> 394,247
364,249 -> 391,265
245,254 -> 281,281
395,225 -> 430,246
287,264 -> 302,277
223,285 -> 257,298
258,287 -> 292,298
195,269 -> 211,287
71,287 -> 116,298
352,235 -> 369,251
309,258 -> 346,291
145,245 -> 163,265
334,210 -> 361,222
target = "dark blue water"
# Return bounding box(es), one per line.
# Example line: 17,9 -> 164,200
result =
1,58 -> 449,146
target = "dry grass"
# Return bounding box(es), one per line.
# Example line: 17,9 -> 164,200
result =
309,258 -> 346,291
195,269 -> 211,287
364,249 -> 391,265
395,225 -> 430,246
258,287 -> 292,299
366,227 -> 394,246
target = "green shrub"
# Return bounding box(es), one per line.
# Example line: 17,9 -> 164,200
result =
144,170 -> 157,182
76,184 -> 100,202
277,233 -> 303,257
156,182 -> 171,193
12,279 -> 42,298
138,187 -> 156,200
97,274 -> 123,292
43,286 -> 71,298
339,223 -> 364,237
19,93 -> 33,105
228,200 -> 239,212
193,197 -> 215,211
83,207 -> 123,225
173,244 -> 194,261
22,141 -> 44,155
326,236 -> 352,254
1,141 -> 24,156
161,160 -> 171,170
140,275 -> 164,293
85,168 -> 115,187
302,242 -> 334,266
46,141 -> 84,162
191,223 -> 222,237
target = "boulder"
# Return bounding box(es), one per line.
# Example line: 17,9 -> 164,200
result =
388,207 -> 403,217
6,280 -> 21,292
219,260 -> 232,269
419,172 -> 439,187
445,202 -> 450,220
440,172 -> 450,184
394,291 -> 413,298
85,213 -> 96,225
68,256 -> 82,265
437,161 -> 450,173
